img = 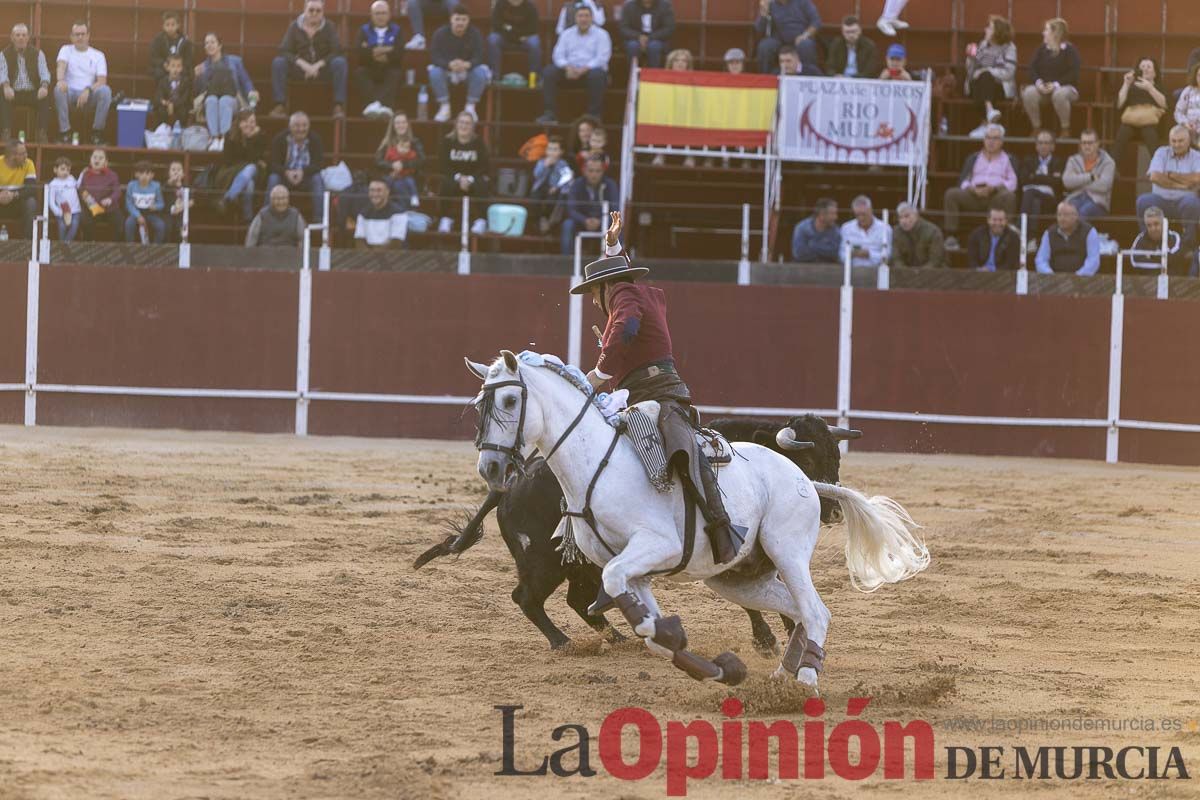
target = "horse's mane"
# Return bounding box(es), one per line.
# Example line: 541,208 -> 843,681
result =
513,351 -> 621,428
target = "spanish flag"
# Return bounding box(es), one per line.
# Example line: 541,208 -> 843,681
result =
636,69 -> 779,148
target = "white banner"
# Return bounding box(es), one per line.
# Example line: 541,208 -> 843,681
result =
777,76 -> 930,167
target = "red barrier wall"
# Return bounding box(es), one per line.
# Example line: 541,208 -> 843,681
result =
0,263 -> 26,425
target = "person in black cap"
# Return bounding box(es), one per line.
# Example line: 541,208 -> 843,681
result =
572,212 -> 744,564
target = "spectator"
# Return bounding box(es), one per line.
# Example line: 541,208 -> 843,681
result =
562,154 -> 618,254
151,54 -> 192,130
246,185 -> 306,247
826,16 -> 879,80
754,0 -> 820,76
620,0 -> 675,69
54,20 -> 112,145
1113,57 -> 1167,170
531,134 -> 573,233
723,47 -> 745,75
966,206 -> 1021,271
665,48 -> 692,71
428,6 -> 490,123
0,23 -> 52,143
840,195 -> 888,267
0,138 -> 36,237
579,126 -> 611,172
46,156 -> 81,242
213,109 -> 267,221
401,0 -> 454,51
149,10 -> 193,83
124,160 -> 167,244
879,44 -> 911,80
78,148 -> 123,241
1136,125 -> 1200,245
943,123 -> 1017,249
554,0 -> 605,35
356,0 -> 405,119
375,111 -> 426,188
891,202 -> 946,268
1130,206 -> 1186,274
194,33 -> 257,152
351,179 -> 407,249
1035,200 -> 1099,276
1062,129 -> 1114,222
269,0 -> 348,120
437,110 -> 490,234
1018,129 -> 1065,241
488,0 -> 540,80
163,159 -> 190,242
267,111 -> 326,223
537,5 -> 611,124
964,15 -> 1016,138
1173,63 -> 1200,145
568,114 -> 600,165
791,197 -> 841,263
777,44 -> 801,77
1021,17 -> 1080,138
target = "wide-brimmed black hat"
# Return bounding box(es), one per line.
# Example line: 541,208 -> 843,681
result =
569,256 -> 649,294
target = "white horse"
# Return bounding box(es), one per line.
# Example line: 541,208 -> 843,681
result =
466,351 -> 929,692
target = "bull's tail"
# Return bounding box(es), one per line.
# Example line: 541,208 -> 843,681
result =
412,490 -> 503,569
811,482 -> 930,593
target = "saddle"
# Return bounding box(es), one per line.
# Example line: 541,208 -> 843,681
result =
620,401 -> 733,493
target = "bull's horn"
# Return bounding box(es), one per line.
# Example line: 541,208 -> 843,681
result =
776,427 -> 816,451
829,426 -> 863,440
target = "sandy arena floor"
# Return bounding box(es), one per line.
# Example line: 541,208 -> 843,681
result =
0,425 -> 1197,799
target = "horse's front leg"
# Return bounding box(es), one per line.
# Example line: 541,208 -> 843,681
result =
601,532 -> 746,686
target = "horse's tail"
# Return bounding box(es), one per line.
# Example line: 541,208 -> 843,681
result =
412,490 -> 503,569
812,482 -> 930,593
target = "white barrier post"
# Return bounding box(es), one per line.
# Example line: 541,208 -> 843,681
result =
178,187 -> 191,269
876,208 -> 890,290
38,189 -> 50,263
837,244 -> 854,455
318,191 -> 331,271
1016,212 -> 1029,295
568,234 -> 583,368
295,224 -> 321,436
24,252 -> 39,425
1106,263 -> 1125,463
457,195 -> 471,275
1157,218 -> 1170,300
737,203 -> 750,286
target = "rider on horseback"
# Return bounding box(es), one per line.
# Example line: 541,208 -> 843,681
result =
572,212 -> 745,564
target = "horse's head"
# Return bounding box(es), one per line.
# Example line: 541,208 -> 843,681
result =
465,349 -> 545,492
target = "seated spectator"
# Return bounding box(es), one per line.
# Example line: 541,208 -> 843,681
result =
964,15 -> 1016,138
246,184 -> 306,247
195,33 -> 257,151
428,6 -> 490,122
826,16 -> 879,80
1130,206 -> 1187,274
840,195 -> 888,267
400,0 -> 454,51
0,139 -> 36,237
78,148 -> 123,241
620,0 -> 675,69
351,179 -> 407,249
578,126 -> 610,172
1136,126 -> 1200,245
1035,200 -> 1099,275
531,135 -> 574,233
568,114 -> 600,165
1018,130 -> 1065,241
791,197 -> 841,263
1113,58 -> 1167,170
665,48 -> 692,72
777,44 -> 801,77
46,156 -> 81,242
213,109 -> 267,221
1021,18 -> 1080,138
54,21 -> 112,145
943,124 -> 1017,249
538,5 -> 610,124
269,0 -> 348,120
879,44 -> 911,80
488,0 -> 540,80
149,10 -> 193,83
375,111 -> 426,188
724,47 -> 745,75
966,206 -> 1020,271
356,1 -> 405,119
562,154 -> 618,254
891,203 -> 946,268
267,111 -> 326,223
163,159 -> 192,242
151,54 -> 192,130
554,0 -> 605,35
124,160 -> 167,244
0,23 -> 52,143
1062,129 -> 1114,222
1173,63 -> 1200,146
754,0 -> 821,76
437,111 -> 490,234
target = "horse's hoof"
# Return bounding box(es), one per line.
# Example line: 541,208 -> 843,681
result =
549,638 -> 571,651
753,637 -> 780,657
603,627 -> 627,644
714,651 -> 748,686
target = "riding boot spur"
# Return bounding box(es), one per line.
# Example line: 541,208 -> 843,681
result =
698,452 -> 746,564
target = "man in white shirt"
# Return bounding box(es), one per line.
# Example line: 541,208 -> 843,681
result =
840,195 -> 889,267
54,21 -> 111,145
537,5 -> 610,124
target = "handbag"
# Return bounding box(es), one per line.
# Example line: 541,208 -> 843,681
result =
1121,104 -> 1164,128
321,161 -> 354,192
181,125 -> 212,151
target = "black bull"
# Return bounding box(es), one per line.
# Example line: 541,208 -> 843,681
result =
414,415 -> 861,652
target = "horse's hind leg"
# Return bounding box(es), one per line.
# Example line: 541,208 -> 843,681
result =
566,569 -> 625,642
758,512 -> 830,690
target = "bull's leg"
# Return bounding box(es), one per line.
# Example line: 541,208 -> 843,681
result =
511,579 -> 571,650
745,609 -> 780,656
566,571 -> 625,642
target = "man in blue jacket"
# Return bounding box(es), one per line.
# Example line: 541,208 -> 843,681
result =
562,155 -> 618,254
754,0 -> 821,75
356,0 -> 406,118
791,198 -> 841,262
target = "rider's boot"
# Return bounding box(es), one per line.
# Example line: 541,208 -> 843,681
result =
698,454 -> 745,565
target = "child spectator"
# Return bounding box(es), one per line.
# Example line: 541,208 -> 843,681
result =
78,148 -> 124,241
124,160 -> 167,244
163,159 -> 191,242
880,43 -> 912,80
577,126 -> 610,172
149,10 -> 194,82
153,54 -> 192,129
530,135 -> 573,233
46,156 -> 82,242
723,48 -> 745,74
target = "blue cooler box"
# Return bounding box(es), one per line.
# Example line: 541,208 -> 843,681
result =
488,204 -> 527,236
117,100 -> 151,149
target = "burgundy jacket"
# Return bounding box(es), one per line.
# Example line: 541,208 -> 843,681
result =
595,281 -> 673,386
